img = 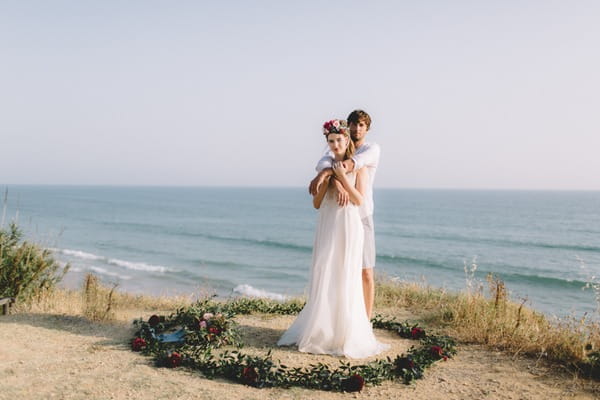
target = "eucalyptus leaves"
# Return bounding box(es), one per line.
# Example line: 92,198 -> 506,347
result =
131,298 -> 456,392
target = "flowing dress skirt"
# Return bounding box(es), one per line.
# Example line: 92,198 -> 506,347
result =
277,192 -> 388,358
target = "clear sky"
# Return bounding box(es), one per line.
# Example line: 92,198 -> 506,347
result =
1,1 -> 599,189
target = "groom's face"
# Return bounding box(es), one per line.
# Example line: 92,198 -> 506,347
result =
349,120 -> 369,142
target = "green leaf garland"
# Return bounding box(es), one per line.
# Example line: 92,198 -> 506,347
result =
131,298 -> 456,392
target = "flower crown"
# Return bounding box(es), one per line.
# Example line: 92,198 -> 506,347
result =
322,119 -> 349,136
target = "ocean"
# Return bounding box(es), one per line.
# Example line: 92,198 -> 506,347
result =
2,185 -> 599,317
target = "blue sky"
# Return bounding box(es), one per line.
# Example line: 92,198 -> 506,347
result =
1,1 -> 599,189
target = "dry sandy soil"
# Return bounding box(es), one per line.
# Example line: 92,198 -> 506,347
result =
1,310 -> 599,400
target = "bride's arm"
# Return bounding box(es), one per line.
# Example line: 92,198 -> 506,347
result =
333,163 -> 365,206
312,175 -> 331,209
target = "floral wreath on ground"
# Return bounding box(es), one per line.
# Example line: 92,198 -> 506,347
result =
131,298 -> 457,393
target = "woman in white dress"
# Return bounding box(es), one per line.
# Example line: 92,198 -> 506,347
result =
277,119 -> 388,359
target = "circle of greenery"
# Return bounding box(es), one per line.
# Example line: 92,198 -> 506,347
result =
132,298 -> 457,392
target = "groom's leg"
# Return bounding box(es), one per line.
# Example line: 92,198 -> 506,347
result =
362,268 -> 375,320
362,216 -> 376,320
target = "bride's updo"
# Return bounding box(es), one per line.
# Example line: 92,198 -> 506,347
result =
322,119 -> 355,160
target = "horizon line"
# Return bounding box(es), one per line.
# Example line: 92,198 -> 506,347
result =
2,183 -> 599,192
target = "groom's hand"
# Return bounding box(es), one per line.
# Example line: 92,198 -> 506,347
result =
309,170 -> 330,195
309,175 -> 323,195
333,179 -> 349,206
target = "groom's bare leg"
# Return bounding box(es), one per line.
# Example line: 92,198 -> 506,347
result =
362,268 -> 375,320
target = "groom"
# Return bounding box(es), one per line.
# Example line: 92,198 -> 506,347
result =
309,109 -> 381,319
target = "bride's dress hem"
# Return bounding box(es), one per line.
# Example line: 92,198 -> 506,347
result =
277,340 -> 390,360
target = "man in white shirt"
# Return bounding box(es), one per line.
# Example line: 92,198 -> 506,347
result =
309,109 -> 381,319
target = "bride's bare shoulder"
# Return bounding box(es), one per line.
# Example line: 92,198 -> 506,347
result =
355,167 -> 367,178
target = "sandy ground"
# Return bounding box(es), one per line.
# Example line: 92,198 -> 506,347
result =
1,310 -> 599,400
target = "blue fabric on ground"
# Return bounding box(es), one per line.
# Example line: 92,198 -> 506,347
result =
154,329 -> 185,343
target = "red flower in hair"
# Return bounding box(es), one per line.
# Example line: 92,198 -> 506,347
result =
322,119 -> 348,135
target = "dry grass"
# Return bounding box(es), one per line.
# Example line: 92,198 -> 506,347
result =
10,272 -> 600,374
375,275 -> 600,367
12,274 -> 193,320
83,273 -> 117,321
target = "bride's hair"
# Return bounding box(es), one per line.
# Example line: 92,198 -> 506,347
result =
343,134 -> 356,160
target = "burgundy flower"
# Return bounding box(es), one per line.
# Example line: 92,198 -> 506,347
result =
131,337 -> 147,351
208,326 -> 221,335
167,352 -> 182,368
148,315 -> 160,327
411,327 -> 425,339
396,356 -> 415,370
430,345 -> 444,359
341,374 -> 365,392
242,366 -> 258,384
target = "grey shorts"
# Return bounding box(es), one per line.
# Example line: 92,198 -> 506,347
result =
361,216 -> 376,268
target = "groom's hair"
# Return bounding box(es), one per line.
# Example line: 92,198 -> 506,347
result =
347,109 -> 372,130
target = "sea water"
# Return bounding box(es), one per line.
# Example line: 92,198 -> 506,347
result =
2,185 -> 599,317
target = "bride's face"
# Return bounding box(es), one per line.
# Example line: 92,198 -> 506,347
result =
327,133 -> 349,156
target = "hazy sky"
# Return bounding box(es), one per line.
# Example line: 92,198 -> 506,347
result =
1,1 -> 599,189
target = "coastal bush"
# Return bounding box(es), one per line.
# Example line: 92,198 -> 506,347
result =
0,222 -> 69,302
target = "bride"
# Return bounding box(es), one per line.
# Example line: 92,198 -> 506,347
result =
277,119 -> 388,359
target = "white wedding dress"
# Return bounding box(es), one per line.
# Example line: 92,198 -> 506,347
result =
277,173 -> 389,358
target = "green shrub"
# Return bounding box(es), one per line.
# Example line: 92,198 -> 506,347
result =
0,222 -> 69,301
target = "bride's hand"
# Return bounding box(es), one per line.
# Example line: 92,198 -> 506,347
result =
333,178 -> 349,206
332,161 -> 347,177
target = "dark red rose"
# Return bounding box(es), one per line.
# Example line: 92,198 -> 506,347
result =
443,355 -> 448,361
167,352 -> 182,368
341,374 -> 365,392
396,356 -> 415,370
131,337 -> 147,351
208,326 -> 221,335
411,327 -> 425,339
430,345 -> 444,359
148,315 -> 160,327
242,366 -> 258,384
